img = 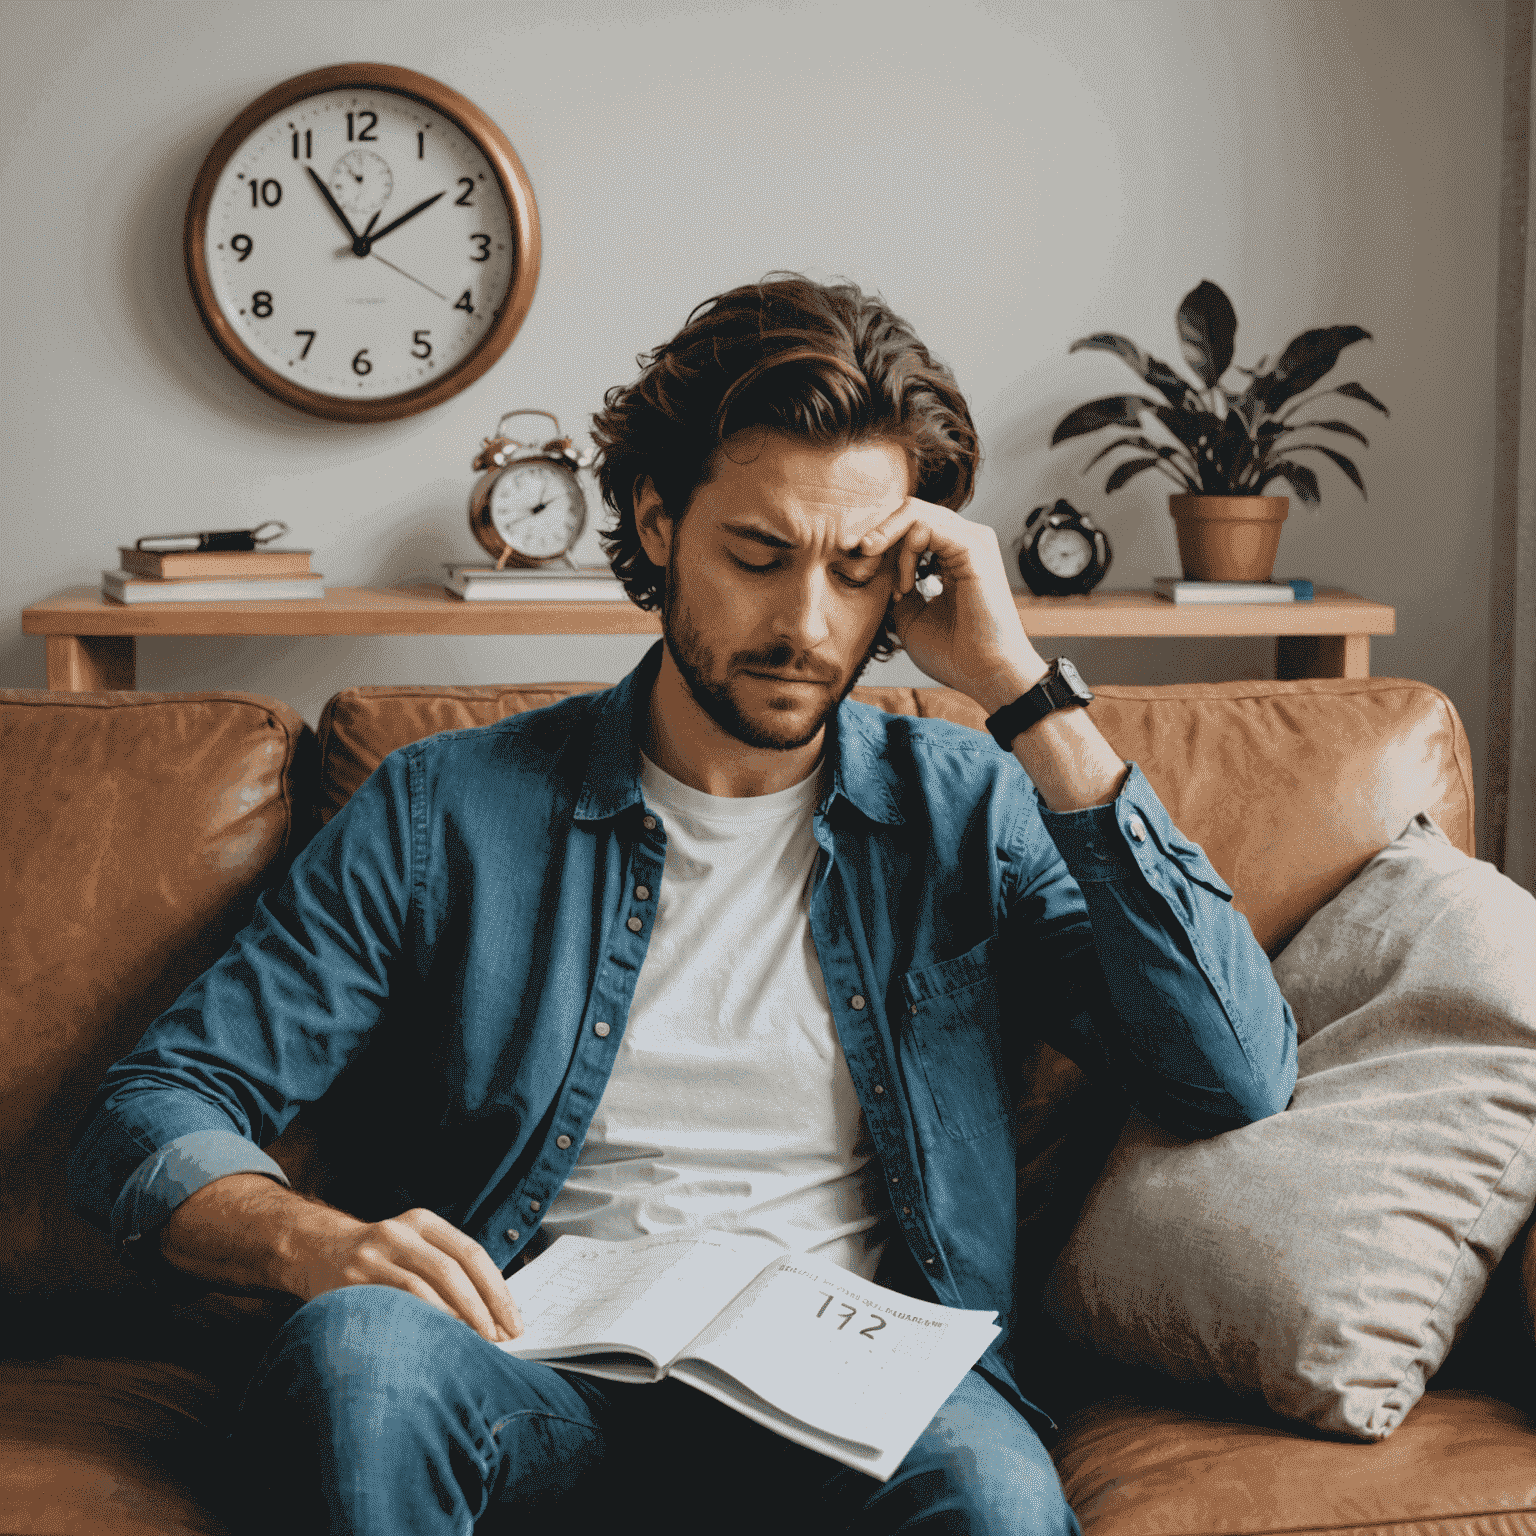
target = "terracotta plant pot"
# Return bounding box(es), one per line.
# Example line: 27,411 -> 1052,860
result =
1168,495 -> 1289,582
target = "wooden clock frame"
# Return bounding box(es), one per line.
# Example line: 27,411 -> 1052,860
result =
183,62 -> 541,423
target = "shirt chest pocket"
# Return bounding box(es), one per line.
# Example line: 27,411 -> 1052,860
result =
899,936 -> 1013,1143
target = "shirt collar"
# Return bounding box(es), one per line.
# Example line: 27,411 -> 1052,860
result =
573,638 -> 904,827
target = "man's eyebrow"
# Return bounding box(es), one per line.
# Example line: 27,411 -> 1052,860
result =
719,522 -> 882,560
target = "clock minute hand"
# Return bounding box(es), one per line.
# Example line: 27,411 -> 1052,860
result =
305,166 -> 365,252
362,190 -> 447,251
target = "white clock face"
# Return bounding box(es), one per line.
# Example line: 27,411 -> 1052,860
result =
1038,525 -> 1093,578
202,87 -> 517,401
490,462 -> 587,561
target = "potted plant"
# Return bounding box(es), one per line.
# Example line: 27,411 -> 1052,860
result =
1050,280 -> 1388,582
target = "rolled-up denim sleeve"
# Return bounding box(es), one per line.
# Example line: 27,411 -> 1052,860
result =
65,745 -> 417,1291
1001,761 -> 1297,1136
108,1132 -> 293,1295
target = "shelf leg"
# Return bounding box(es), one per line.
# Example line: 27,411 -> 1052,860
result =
47,635 -> 137,691
1275,634 -> 1370,680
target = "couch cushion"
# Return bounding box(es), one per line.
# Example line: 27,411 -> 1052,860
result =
1051,1389 -> 1536,1536
318,675 -> 1473,956
0,692 -> 314,1302
1042,814 -> 1536,1440
0,1356 -> 234,1534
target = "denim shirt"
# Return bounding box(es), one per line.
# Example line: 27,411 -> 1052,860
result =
66,638 -> 1296,1428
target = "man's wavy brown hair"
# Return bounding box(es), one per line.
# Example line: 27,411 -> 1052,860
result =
592,273 -> 979,661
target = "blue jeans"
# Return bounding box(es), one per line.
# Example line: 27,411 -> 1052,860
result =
224,1284 -> 1081,1535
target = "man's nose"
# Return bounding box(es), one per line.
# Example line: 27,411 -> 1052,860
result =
775,568 -> 834,651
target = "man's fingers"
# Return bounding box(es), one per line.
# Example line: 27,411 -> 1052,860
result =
378,1215 -> 506,1343
413,1216 -> 524,1340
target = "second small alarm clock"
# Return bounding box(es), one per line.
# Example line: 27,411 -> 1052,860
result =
1017,499 -> 1112,596
468,410 -> 592,568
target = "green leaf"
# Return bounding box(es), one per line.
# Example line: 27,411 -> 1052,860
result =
1255,461 -> 1322,505
1150,403 -> 1223,448
1176,280 -> 1238,387
1286,442 -> 1368,498
1050,394 -> 1160,445
1282,419 -> 1369,448
1081,435 -> 1184,473
1068,334 -> 1196,408
1209,408 -> 1257,492
1104,456 -> 1163,492
1069,332 -> 1151,373
1255,327 -> 1372,413
1150,403 -> 1227,483
1334,382 -> 1390,416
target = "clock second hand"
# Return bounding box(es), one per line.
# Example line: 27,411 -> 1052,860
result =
369,251 -> 449,303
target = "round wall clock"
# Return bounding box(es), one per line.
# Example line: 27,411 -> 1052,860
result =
184,63 -> 540,422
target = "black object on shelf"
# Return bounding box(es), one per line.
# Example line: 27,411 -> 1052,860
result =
1017,501 -> 1112,596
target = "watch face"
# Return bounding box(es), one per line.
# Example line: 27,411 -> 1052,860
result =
1055,658 -> 1091,699
188,68 -> 538,419
490,461 -> 586,561
1037,525 -> 1093,578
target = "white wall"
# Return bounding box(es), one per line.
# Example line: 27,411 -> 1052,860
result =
0,0 -> 1504,843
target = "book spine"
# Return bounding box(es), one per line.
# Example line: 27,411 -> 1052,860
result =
118,550 -> 313,579
448,583 -> 627,601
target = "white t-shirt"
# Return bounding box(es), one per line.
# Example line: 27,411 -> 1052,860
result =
535,749 -> 892,1280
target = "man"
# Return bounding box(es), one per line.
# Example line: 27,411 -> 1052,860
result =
67,274 -> 1296,1534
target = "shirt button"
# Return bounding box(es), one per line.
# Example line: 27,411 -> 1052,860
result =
902,1206 -> 911,1215
594,1021 -> 611,1037
643,816 -> 656,830
873,1084 -> 885,1094
1128,815 -> 1147,842
925,1258 -> 935,1266
635,885 -> 650,900
850,994 -> 865,1010
529,1199 -> 540,1211
556,1134 -> 572,1150
505,1229 -> 519,1241
627,916 -> 643,932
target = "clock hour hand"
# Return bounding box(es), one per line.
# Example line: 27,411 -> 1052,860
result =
305,166 -> 365,252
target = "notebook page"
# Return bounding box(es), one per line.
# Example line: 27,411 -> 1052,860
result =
501,1231 -> 784,1366
671,1256 -> 999,1456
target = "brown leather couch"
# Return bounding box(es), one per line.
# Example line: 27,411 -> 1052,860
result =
4,675 -> 1534,1535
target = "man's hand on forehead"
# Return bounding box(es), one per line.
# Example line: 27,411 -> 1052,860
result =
854,496 -> 1046,704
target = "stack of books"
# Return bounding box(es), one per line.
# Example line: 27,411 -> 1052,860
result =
1153,577 -> 1314,604
103,544 -> 324,604
443,564 -> 625,601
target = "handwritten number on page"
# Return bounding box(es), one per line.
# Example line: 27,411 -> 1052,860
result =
815,1292 -> 890,1341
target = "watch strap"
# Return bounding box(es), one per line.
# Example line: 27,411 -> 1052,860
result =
985,658 -> 1094,750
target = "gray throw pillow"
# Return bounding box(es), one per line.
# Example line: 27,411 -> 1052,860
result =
1042,814 -> 1536,1439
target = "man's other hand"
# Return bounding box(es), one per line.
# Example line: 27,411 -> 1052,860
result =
159,1173 -> 523,1344
285,1205 -> 525,1343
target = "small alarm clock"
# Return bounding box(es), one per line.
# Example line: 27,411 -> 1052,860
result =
1017,499 -> 1113,597
468,409 -> 592,568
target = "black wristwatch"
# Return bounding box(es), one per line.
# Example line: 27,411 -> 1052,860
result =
984,657 -> 1095,750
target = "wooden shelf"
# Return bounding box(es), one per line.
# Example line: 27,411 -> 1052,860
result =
22,584 -> 1395,691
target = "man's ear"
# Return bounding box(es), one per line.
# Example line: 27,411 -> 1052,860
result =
633,476 -> 673,570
